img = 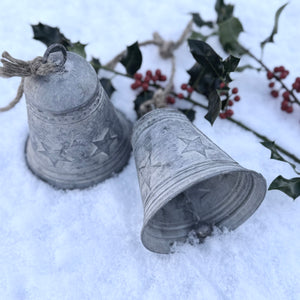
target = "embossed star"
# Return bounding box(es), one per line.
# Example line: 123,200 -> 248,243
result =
180,136 -> 209,157
37,142 -> 62,167
138,153 -> 164,189
92,128 -> 118,157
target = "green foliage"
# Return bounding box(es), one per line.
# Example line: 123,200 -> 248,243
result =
261,141 -> 300,175
68,41 -> 87,58
215,0 -> 234,23
100,78 -> 116,98
31,23 -> 72,48
90,57 -> 101,74
187,39 -> 239,125
218,17 -> 245,55
120,42 -> 142,76
269,176 -> 300,200
191,13 -> 214,28
179,109 -> 196,122
260,3 -> 288,51
236,64 -> 261,72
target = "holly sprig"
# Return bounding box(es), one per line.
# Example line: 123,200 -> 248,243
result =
29,0 -> 300,200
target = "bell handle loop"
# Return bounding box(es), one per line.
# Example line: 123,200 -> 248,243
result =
42,44 -> 67,66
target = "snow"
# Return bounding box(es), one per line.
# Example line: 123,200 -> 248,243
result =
0,0 -> 299,299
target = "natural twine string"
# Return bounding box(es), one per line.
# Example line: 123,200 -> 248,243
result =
0,51 -> 59,112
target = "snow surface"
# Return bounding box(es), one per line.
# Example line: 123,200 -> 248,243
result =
0,0 -> 299,299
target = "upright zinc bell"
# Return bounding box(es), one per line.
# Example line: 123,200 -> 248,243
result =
24,44 -> 132,189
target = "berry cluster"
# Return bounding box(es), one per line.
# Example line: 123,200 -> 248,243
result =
131,69 -> 167,91
166,83 -> 195,105
219,83 -> 241,119
267,66 -> 296,114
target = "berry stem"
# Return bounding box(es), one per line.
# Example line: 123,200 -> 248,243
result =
182,95 -> 300,164
239,44 -> 300,106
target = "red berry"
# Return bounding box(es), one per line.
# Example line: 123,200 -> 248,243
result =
274,67 -> 280,73
159,75 -> 167,81
296,77 -> 300,83
155,69 -> 162,77
131,82 -> 138,90
167,96 -> 175,104
177,93 -> 184,99
280,71 -> 289,79
282,91 -> 290,99
286,106 -> 293,113
181,83 -> 188,90
146,70 -> 152,78
134,73 -> 143,80
281,100 -> 289,110
219,82 -> 226,89
152,75 -> 159,82
269,82 -> 275,88
234,95 -> 240,102
278,66 -> 285,72
271,90 -> 279,98
219,113 -> 226,119
228,100 -> 233,106
225,109 -> 234,117
144,76 -> 151,83
232,87 -> 238,94
142,82 -> 149,91
187,86 -> 194,93
267,71 -> 274,80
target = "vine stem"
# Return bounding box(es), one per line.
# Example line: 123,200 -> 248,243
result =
240,45 -> 300,106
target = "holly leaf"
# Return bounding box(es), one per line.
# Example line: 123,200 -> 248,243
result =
100,78 -> 116,98
269,176 -> 300,200
218,17 -> 245,54
191,13 -> 214,28
261,141 -> 300,175
187,63 -> 221,96
223,55 -> 240,73
260,3 -> 288,51
188,39 -> 223,78
68,41 -> 87,58
179,109 -> 196,122
120,42 -> 142,76
32,23 -> 72,47
215,0 -> 234,23
90,57 -> 101,74
205,89 -> 221,125
134,90 -> 154,117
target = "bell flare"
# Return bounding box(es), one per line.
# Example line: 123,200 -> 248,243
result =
132,108 -> 266,254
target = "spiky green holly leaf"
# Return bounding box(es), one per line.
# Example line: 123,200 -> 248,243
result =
223,55 -> 240,73
191,13 -> 214,28
100,78 -> 116,98
218,17 -> 245,54
68,41 -> 87,58
269,176 -> 300,200
31,23 -> 72,47
120,42 -> 142,76
260,3 -> 288,51
215,0 -> 234,23
261,141 -> 300,175
179,109 -> 196,122
90,57 -> 101,74
188,39 -> 223,78
205,89 -> 221,125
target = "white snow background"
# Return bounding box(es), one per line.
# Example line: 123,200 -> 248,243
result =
0,0 -> 299,299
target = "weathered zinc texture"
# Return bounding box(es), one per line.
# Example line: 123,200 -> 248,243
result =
25,45 -> 132,189
132,109 -> 266,254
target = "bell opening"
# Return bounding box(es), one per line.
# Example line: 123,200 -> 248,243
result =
142,170 -> 266,254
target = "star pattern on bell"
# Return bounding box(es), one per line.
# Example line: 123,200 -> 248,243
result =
179,136 -> 215,158
36,142 -> 64,167
92,128 -> 118,157
139,153 -> 165,189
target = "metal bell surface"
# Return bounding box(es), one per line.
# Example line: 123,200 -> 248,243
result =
132,109 -> 266,254
25,44 -> 132,189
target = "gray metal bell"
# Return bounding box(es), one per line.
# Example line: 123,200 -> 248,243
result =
132,109 -> 266,254
24,44 -> 132,189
